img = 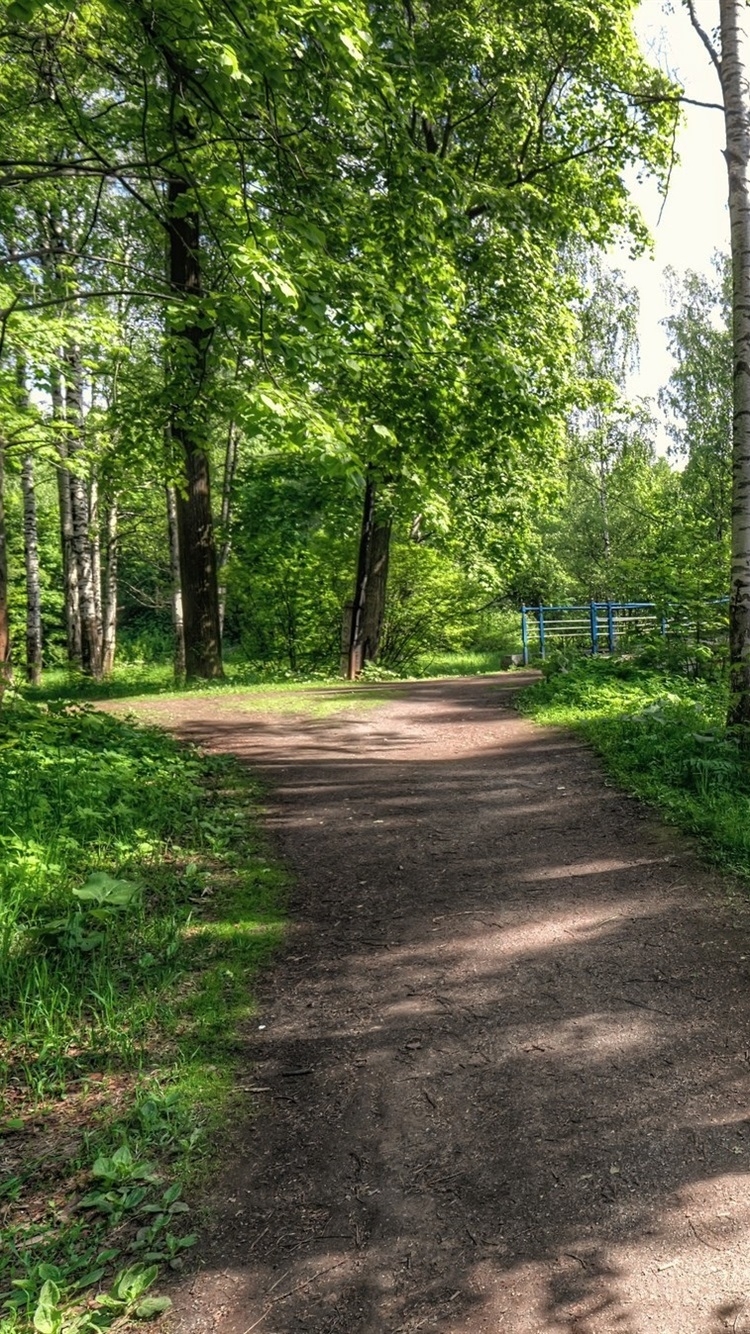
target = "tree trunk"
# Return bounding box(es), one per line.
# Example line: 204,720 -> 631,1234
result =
15,360 -> 42,685
65,347 -> 102,679
714,0 -> 750,727
347,476 -> 376,678
348,478 -> 392,673
167,175 -> 222,680
0,433 -> 11,693
52,363 -> 81,665
218,420 -> 239,640
360,518 -> 392,664
102,498 -> 118,677
22,453 -> 43,686
90,472 -> 103,633
166,483 -> 186,679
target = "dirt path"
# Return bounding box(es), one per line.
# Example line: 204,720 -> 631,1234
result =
136,673 -> 750,1334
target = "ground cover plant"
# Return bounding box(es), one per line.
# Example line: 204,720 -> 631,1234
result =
0,694 -> 285,1332
520,654 -> 750,877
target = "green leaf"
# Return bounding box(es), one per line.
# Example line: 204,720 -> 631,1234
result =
73,873 -> 140,906
340,32 -> 363,61
113,1264 -> 159,1303
33,1280 -> 62,1334
134,1296 -> 173,1319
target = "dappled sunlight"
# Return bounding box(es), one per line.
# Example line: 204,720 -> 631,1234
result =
517,856 -> 672,882
140,677 -> 750,1334
502,1011 -> 662,1063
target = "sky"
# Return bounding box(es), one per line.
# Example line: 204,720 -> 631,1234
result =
618,1 -> 727,416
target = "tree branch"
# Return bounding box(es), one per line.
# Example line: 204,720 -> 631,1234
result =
684,0 -> 723,83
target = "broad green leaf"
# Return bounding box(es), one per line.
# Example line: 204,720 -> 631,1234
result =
134,1296 -> 173,1319
73,873 -> 140,906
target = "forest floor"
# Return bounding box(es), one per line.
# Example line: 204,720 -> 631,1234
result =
121,671 -> 750,1334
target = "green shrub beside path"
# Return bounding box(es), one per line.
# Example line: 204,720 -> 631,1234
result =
520,658 -> 750,879
0,694 -> 285,1332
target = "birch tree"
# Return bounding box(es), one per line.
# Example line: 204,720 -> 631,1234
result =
686,0 -> 750,727
0,432 -> 10,692
21,451 -> 42,684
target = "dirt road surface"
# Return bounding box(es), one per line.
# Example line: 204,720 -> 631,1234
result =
134,674 -> 750,1334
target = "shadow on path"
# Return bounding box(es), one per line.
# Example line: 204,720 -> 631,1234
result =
140,674 -> 750,1334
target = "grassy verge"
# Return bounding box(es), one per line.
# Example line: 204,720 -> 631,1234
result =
26,649 -> 511,706
519,657 -> 750,878
0,692 -> 285,1332
407,650 -> 505,678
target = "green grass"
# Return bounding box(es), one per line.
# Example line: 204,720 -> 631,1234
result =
407,649 -> 507,678
24,649 -> 512,708
0,691 -> 285,1332
23,660 -> 343,703
520,657 -> 750,878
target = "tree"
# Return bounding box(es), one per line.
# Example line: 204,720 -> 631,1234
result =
661,257 -> 732,598
0,428 -> 10,691
685,0 -> 750,727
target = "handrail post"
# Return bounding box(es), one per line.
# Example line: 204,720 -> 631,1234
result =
607,601 -> 615,654
521,604 -> 529,667
538,605 -> 546,660
590,600 -> 599,656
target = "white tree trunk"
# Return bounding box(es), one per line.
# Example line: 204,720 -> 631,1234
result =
22,453 -> 42,685
719,0 -> 750,726
52,363 -> 81,666
218,420 -> 238,640
166,483 -> 186,678
0,432 -> 11,691
102,497 -> 118,676
66,347 -> 102,679
89,472 -> 103,632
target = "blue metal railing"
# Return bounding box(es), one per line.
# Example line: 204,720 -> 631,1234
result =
519,600 -> 728,665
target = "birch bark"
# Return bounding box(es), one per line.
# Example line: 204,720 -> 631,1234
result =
21,452 -> 42,686
65,348 -> 102,678
89,472 -> 102,634
166,483 -> 186,679
102,498 -> 118,676
52,363 -> 81,666
718,0 -> 750,726
218,420 -> 238,639
0,433 -> 11,691
16,361 -> 42,684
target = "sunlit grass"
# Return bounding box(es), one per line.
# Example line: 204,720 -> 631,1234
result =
408,649 -> 506,678
520,658 -> 750,879
0,694 -> 285,1330
23,649 -> 510,708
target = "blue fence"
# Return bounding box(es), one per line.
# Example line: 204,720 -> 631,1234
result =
519,600 -> 728,665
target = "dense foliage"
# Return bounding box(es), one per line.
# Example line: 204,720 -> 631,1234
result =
0,0 -> 681,685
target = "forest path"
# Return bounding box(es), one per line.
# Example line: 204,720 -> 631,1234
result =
135,673 -> 750,1334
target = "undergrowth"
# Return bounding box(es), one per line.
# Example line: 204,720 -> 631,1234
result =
0,692 -> 285,1332
520,656 -> 750,877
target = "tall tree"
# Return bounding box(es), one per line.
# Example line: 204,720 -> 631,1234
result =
686,0 -> 750,727
661,258 -> 732,596
21,450 -> 42,684
0,430 -> 10,691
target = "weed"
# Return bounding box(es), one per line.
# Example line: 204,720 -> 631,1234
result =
0,695 -> 285,1330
